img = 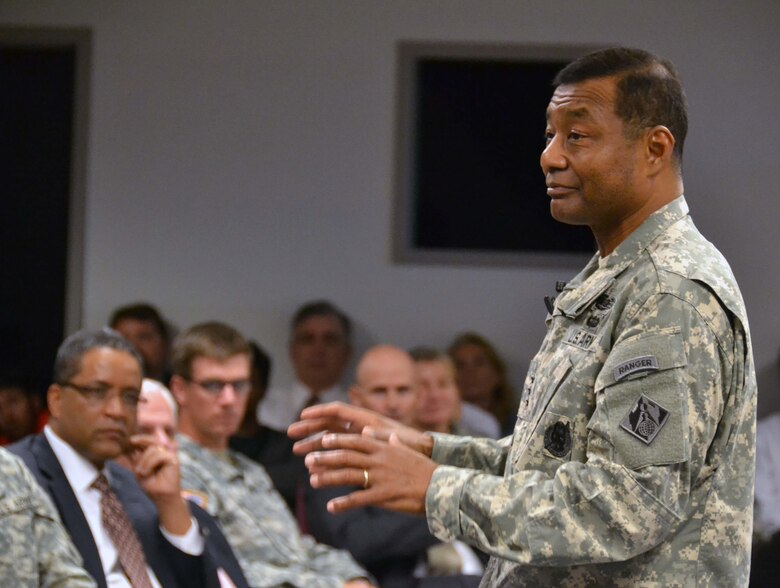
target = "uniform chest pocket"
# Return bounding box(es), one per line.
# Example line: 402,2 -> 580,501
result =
592,329 -> 689,470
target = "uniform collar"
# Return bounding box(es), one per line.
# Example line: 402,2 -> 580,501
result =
554,196 -> 689,318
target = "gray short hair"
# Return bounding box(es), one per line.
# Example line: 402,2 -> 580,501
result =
141,378 -> 178,420
53,328 -> 143,384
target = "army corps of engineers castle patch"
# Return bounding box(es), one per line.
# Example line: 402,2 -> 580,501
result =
620,394 -> 670,445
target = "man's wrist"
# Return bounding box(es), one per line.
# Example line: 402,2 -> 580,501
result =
155,495 -> 193,535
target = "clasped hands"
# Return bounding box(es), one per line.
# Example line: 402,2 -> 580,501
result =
288,402 -> 438,515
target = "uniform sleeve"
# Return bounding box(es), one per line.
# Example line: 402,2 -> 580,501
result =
16,457 -> 97,587
430,431 -> 510,474
180,450 -> 371,588
426,290 -> 739,566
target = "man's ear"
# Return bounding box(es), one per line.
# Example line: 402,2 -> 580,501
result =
169,375 -> 187,406
645,125 -> 676,174
47,384 -> 63,419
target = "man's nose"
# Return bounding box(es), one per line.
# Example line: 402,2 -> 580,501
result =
218,384 -> 238,404
540,135 -> 567,175
103,393 -> 128,418
154,427 -> 173,450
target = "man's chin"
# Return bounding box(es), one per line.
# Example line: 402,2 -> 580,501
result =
550,201 -> 588,226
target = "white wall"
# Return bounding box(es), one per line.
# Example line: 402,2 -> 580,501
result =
2,1 -> 780,413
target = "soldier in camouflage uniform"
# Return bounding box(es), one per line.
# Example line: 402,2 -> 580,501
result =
290,47 -> 756,587
170,322 -> 374,588
0,447 -> 96,587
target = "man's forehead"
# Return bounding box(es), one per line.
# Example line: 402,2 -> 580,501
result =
295,315 -> 344,335
546,77 -> 617,119
78,347 -> 142,379
191,353 -> 249,373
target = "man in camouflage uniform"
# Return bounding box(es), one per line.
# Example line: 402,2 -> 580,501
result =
291,47 -> 756,587
169,321 -> 373,588
0,447 -> 96,587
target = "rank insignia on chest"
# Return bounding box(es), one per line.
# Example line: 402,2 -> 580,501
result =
544,420 -> 572,458
620,394 -> 670,445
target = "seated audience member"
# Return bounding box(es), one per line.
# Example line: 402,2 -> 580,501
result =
0,371 -> 48,445
448,332 -> 516,437
170,321 -> 373,588
235,341 -> 272,438
306,345 -> 482,588
0,446 -> 96,586
409,347 -> 470,436
230,342 -> 307,511
114,378 -> 250,588
9,328 -> 220,588
750,410 -> 780,586
258,300 -> 352,431
110,302 -> 173,383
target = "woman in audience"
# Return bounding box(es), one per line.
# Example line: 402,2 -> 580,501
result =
448,332 -> 516,437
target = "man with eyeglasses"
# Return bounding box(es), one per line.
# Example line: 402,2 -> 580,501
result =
9,328 -> 219,588
171,321 -> 374,588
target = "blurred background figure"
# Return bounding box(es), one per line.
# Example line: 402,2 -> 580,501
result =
258,300 -> 353,431
230,341 -> 308,512
448,332 -> 517,437
409,347 -> 463,435
115,378 -> 251,588
750,406 -> 780,587
109,302 -> 174,384
306,345 -> 482,588
0,370 -> 47,445
235,341 -> 273,438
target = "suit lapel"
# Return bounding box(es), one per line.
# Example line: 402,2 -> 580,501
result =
32,435 -> 108,588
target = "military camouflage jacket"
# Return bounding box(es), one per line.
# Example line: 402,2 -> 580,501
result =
425,197 -> 756,587
176,434 -> 370,588
0,448 -> 96,587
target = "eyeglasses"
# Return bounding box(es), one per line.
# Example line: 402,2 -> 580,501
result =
60,382 -> 141,408
189,379 -> 252,396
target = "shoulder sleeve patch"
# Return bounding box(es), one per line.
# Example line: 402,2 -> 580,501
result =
596,330 -> 689,469
181,489 -> 208,509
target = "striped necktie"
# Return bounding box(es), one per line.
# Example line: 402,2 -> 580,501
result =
92,474 -> 154,588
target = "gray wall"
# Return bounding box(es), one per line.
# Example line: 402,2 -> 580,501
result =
2,1 -> 779,413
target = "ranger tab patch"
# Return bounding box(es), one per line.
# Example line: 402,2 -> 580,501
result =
620,394 -> 670,445
613,355 -> 659,381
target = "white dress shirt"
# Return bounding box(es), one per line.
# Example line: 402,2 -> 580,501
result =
44,426 -> 203,588
458,402 -> 502,439
257,380 -> 348,431
755,412 -> 780,541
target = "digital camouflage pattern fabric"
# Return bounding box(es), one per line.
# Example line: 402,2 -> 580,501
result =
0,447 -> 96,587
425,197 -> 756,587
176,434 -> 370,588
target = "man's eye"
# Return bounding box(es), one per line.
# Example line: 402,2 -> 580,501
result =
568,132 -> 584,141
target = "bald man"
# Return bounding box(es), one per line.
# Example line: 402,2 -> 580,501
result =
307,346 -> 480,588
348,346 -> 418,425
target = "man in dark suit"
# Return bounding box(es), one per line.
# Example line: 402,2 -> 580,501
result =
305,345 -> 482,588
10,328 -> 219,588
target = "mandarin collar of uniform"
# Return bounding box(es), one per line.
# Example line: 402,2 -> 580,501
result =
597,195 -> 689,273
554,196 -> 689,318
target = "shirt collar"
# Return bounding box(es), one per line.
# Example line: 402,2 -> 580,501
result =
44,424 -> 104,493
292,379 -> 343,401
